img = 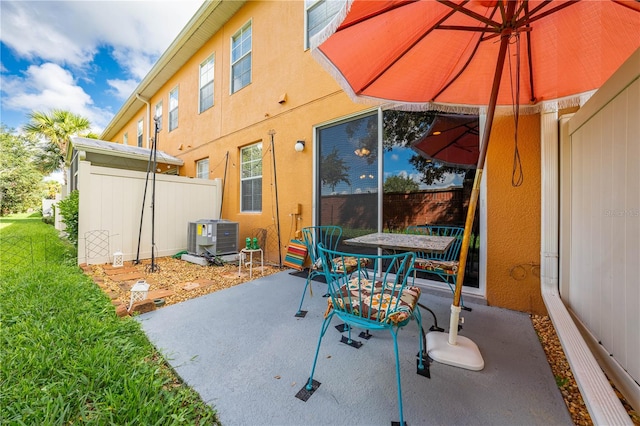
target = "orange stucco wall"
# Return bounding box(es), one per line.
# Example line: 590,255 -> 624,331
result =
106,1 -> 551,314
485,114 -> 544,314
108,2 -> 367,265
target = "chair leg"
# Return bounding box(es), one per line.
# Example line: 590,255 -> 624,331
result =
295,276 -> 313,318
295,313 -> 333,401
390,328 -> 405,426
414,308 -> 430,378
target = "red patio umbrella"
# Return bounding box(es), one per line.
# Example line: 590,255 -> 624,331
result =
312,0 -> 640,370
410,113 -> 479,168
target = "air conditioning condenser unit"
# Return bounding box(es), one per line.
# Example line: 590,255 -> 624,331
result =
187,219 -> 239,256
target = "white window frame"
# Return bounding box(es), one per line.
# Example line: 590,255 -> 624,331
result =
305,0 -> 344,49
240,143 -> 262,213
231,21 -> 252,94
199,54 -> 215,113
123,132 -> 128,145
137,119 -> 143,147
169,87 -> 179,131
155,101 -> 163,131
196,158 -> 209,179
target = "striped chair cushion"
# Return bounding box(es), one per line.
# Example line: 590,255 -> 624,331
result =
283,240 -> 308,270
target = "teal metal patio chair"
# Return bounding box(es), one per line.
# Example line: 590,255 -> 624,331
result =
296,245 -> 429,425
405,225 -> 470,311
295,226 -> 343,318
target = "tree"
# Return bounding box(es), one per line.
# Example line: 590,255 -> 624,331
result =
24,110 -> 92,179
42,180 -> 62,200
383,175 -> 419,193
57,190 -> 79,244
320,147 -> 351,192
0,126 -> 44,215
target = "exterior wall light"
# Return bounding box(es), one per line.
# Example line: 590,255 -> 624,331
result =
295,140 -> 305,152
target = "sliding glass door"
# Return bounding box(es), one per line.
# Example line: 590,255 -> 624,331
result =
316,109 -> 480,287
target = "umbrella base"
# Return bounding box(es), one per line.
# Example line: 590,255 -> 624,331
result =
426,331 -> 484,371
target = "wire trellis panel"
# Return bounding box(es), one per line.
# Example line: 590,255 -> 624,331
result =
84,230 -> 110,262
0,236 -> 34,271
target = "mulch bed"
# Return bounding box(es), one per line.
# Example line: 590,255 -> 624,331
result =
81,256 -> 282,314
532,315 -> 639,426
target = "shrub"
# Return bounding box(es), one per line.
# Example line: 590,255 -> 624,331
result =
58,190 -> 79,244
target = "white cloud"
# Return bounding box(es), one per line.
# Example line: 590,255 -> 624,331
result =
1,1 -> 202,75
107,78 -> 140,101
2,63 -> 113,133
0,0 -> 203,130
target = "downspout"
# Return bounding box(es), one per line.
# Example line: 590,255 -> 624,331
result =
136,93 -> 151,149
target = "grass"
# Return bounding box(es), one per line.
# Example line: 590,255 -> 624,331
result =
0,213 -> 219,425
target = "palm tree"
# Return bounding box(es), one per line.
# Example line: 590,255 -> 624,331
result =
24,110 -> 92,181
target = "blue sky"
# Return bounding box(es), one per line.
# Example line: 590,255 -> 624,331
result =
1,0 -> 204,134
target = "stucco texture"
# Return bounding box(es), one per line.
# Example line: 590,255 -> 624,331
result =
485,114 -> 545,315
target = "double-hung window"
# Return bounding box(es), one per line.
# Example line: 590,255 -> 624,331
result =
155,101 -> 163,131
200,55 -> 214,112
196,158 -> 209,179
169,87 -> 179,131
137,119 -> 143,147
240,143 -> 262,212
231,22 -> 252,94
305,0 -> 343,49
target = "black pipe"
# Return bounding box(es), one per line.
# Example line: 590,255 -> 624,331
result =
134,130 -> 155,264
269,131 -> 282,267
219,151 -> 229,219
148,118 -> 160,272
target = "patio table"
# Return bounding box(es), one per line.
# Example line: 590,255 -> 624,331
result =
343,232 -> 454,254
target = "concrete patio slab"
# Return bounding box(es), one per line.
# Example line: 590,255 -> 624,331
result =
137,270 -> 572,426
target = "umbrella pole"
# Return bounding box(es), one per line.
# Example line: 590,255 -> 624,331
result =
428,3 -> 516,370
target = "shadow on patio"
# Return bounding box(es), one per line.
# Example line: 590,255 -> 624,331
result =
136,270 -> 571,426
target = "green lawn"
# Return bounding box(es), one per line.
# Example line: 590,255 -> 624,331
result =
0,213 -> 218,425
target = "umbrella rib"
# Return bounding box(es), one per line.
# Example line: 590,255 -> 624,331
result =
359,5 -> 462,94
437,0 -> 502,29
524,3 -> 536,103
431,29 -> 484,101
336,0 -> 419,32
515,0 -> 579,27
431,132 -> 476,157
430,3 -> 503,100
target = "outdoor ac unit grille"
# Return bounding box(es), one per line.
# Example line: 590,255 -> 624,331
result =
214,223 -> 238,254
187,222 -> 198,254
186,220 -> 238,256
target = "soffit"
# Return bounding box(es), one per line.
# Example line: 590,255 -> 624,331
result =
70,137 -> 184,166
101,0 -> 246,141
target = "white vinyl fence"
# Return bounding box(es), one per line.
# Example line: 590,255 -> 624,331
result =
76,160 -> 222,265
561,49 -> 639,412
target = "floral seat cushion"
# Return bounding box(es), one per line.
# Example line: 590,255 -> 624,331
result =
325,278 -> 421,325
312,256 -> 370,274
414,259 -> 458,275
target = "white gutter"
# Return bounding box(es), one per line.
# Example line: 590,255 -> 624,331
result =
136,93 -> 151,149
540,111 -> 631,426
